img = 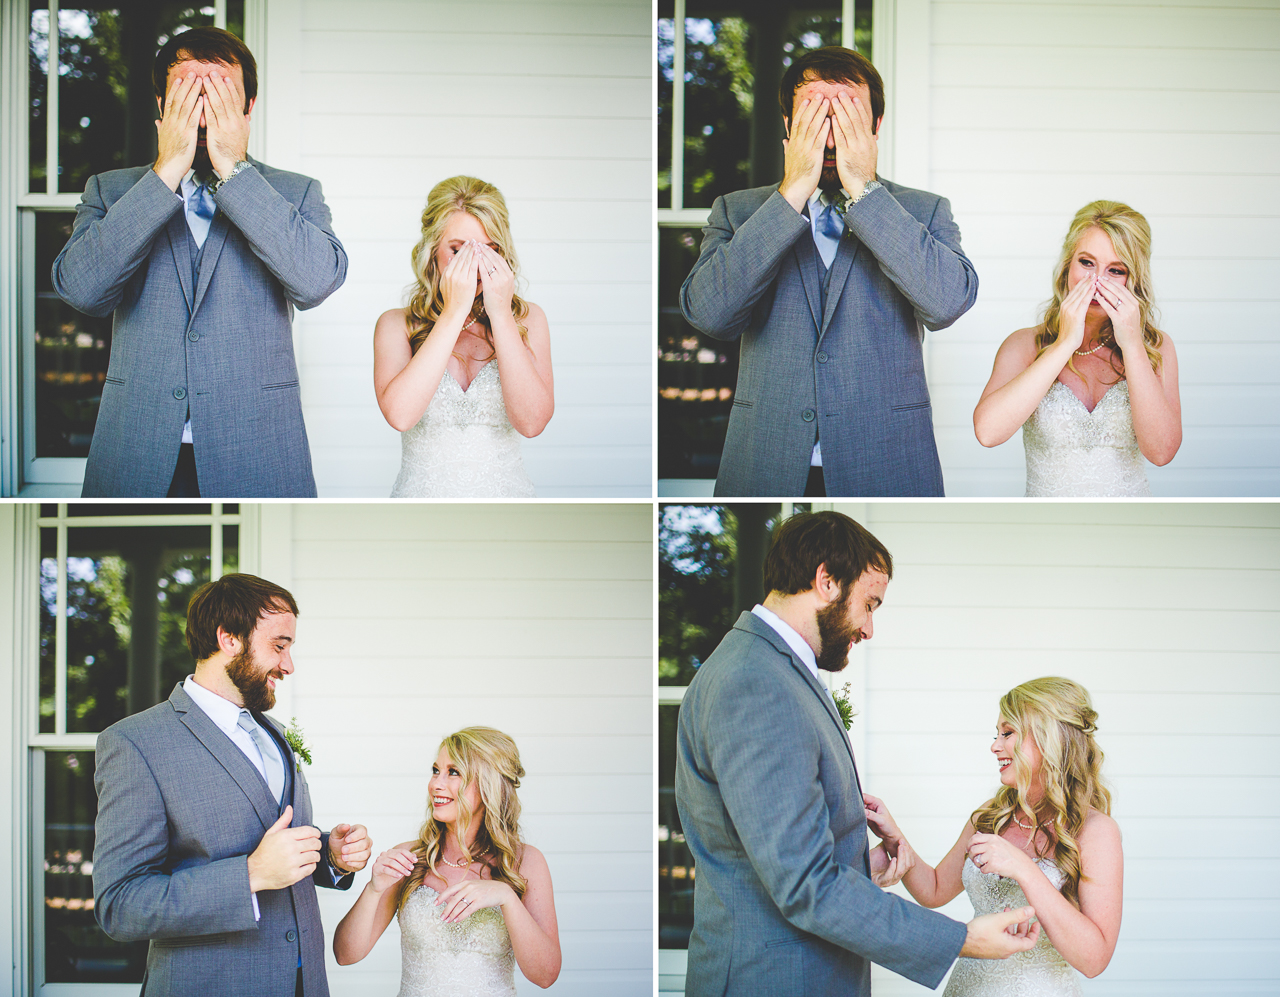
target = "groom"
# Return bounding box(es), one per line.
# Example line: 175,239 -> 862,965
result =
93,573 -> 371,997
676,511 -> 1039,995
52,27 -> 347,497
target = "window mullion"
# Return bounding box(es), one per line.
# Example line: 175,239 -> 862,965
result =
211,503 -> 224,578
671,0 -> 686,213
46,0 -> 59,195
214,0 -> 226,30
842,0 -> 854,48
54,503 -> 67,734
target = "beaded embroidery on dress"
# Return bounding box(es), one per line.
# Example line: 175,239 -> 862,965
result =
1023,381 -> 1150,497
943,856 -> 1082,997
396,885 -> 516,997
390,362 -> 536,498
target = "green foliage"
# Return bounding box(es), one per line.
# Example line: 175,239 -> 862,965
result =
833,683 -> 858,731
285,718 -> 312,767
659,506 -> 738,686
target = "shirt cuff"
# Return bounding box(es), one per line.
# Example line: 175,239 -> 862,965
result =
251,892 -> 260,921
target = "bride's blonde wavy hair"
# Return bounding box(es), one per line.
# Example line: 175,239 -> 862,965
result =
970,677 -> 1111,909
397,727 -> 528,915
404,176 -> 530,357
1035,200 -> 1164,380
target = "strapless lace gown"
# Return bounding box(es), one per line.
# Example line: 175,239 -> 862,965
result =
1023,381 -> 1150,497
944,857 -> 1082,997
390,363 -> 536,498
396,885 -> 516,997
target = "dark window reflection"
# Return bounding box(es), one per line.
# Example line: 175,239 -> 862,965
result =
39,524 -> 239,734
658,226 -> 736,480
43,749 -> 148,983
35,211 -> 111,458
657,504 -> 778,949
29,2 -> 50,193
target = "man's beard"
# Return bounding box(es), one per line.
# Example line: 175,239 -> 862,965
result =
226,644 -> 279,713
193,131 -> 213,179
819,165 -> 842,191
814,588 -> 861,672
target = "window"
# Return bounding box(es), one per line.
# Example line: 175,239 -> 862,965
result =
27,503 -> 243,992
9,1 -> 248,492
656,1 -> 872,485
658,503 -> 782,953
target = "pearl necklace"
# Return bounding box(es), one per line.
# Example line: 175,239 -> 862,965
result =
1012,811 -> 1038,831
1074,338 -> 1110,357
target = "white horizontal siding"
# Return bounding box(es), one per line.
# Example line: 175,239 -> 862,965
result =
259,502 -> 653,996
909,0 -> 1280,496
841,501 -> 1280,994
263,0 -> 652,497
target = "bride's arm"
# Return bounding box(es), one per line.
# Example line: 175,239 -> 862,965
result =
899,822 -> 971,909
433,845 -> 561,988
476,245 -> 554,438
374,243 -> 480,432
332,843 -> 418,965
968,812 -> 1123,977
972,327 -> 1074,448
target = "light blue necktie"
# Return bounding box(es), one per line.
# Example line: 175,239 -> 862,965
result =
813,193 -> 848,269
237,710 -> 285,805
186,182 -> 217,248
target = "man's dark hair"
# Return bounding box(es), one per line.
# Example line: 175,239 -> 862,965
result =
153,26 -> 257,113
762,511 -> 893,596
779,46 -> 885,136
185,573 -> 298,661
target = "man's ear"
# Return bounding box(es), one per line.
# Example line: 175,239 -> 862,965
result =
813,563 -> 842,605
873,115 -> 883,138
245,95 -> 256,118
215,625 -> 241,656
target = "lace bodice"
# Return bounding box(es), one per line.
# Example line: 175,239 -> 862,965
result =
1023,381 -> 1150,497
942,857 -> 1082,997
390,362 -> 536,498
396,885 -> 516,997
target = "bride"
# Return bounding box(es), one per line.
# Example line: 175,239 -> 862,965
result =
973,201 -> 1181,496
332,727 -> 560,994
865,677 -> 1122,995
374,177 -> 554,497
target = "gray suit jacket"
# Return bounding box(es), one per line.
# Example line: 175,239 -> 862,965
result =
93,683 -> 353,997
53,158 -> 348,498
675,612 -> 966,996
680,180 -> 977,497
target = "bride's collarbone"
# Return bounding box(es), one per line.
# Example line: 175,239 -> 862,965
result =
1055,364 -> 1125,411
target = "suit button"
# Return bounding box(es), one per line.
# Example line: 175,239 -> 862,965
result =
187,330 -> 199,342
286,930 -> 297,942
817,351 -> 828,363
173,387 -> 187,400
802,409 -> 815,423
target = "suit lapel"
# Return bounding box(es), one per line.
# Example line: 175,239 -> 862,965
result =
259,713 -> 298,812
165,213 -> 195,314
168,684 -> 280,831
792,210 -> 824,333
733,612 -> 854,760
191,214 -> 231,318
819,230 -> 862,338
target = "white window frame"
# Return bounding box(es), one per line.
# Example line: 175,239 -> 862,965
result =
16,502 -> 260,996
0,0 -> 263,496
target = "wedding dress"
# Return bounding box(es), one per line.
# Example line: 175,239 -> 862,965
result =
943,856 -> 1082,997
390,362 -> 536,498
396,885 -> 517,997
1022,380 -> 1150,497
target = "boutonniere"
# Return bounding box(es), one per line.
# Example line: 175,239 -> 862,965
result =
833,683 -> 858,732
284,717 -> 312,769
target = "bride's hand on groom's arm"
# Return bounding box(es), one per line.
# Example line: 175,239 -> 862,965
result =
869,838 -> 915,888
329,823 -> 372,874
863,793 -> 904,846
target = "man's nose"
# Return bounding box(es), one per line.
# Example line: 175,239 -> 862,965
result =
280,651 -> 294,674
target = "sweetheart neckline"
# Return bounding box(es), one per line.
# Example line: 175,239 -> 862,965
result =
444,360 -> 495,395
1050,378 -> 1126,415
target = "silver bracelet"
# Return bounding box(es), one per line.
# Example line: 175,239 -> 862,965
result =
851,180 -> 882,205
210,160 -> 252,194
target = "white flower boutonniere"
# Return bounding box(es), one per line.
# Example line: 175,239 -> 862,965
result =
284,717 -> 312,770
833,683 -> 858,732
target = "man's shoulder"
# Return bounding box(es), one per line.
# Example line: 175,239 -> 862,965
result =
249,158 -> 321,196
878,176 -> 948,211
99,697 -> 181,747
81,166 -> 156,196
714,184 -> 781,219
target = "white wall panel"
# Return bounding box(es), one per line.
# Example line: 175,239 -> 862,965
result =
911,1 -> 1280,496
265,0 -> 652,496
842,502 -> 1280,994
268,503 -> 653,996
